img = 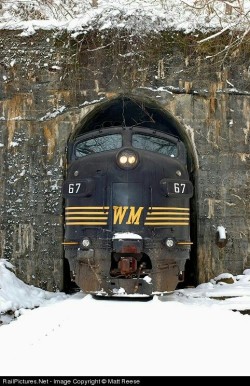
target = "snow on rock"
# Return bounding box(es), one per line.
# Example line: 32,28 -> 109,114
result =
1,0 -> 250,35
213,273 -> 235,284
176,271 -> 250,299
0,259 -> 68,315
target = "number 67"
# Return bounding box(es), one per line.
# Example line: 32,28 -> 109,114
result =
174,183 -> 185,193
68,183 -> 81,194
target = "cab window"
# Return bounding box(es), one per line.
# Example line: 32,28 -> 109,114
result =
75,134 -> 122,158
132,133 -> 178,157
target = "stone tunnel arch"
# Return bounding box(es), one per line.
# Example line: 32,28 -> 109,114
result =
64,94 -> 198,291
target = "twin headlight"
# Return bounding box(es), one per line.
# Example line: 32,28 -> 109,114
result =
117,149 -> 139,169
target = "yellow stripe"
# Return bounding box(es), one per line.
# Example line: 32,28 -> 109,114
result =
147,212 -> 189,216
66,206 -> 109,210
66,216 -> 108,220
66,222 -> 107,225
62,241 -> 80,245
65,211 -> 108,215
145,217 -> 189,220
177,242 -> 193,245
148,207 -> 189,211
144,222 -> 189,226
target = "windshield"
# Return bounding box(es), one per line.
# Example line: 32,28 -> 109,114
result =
75,134 -> 122,158
132,133 -> 178,157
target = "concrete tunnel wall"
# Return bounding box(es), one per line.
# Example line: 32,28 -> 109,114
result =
0,29 -> 249,290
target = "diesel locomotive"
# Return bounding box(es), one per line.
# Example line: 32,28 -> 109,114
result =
62,98 -> 193,296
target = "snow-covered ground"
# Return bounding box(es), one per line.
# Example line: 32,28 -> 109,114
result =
1,259 -> 250,377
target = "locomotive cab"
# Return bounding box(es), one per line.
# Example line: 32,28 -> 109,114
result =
63,125 -> 193,296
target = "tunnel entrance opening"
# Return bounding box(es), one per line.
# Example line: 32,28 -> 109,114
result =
63,94 -> 197,293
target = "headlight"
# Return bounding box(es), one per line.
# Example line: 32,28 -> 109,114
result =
165,238 -> 175,248
82,237 -> 91,248
116,149 -> 139,169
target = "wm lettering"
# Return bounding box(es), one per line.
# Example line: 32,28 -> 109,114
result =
113,206 -> 144,225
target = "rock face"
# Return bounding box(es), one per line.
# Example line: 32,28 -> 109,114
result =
0,29 -> 249,290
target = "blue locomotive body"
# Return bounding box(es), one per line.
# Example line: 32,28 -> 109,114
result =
63,125 -> 193,295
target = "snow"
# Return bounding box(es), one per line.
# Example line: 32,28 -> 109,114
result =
0,0 -> 250,36
1,258 -> 250,376
217,225 -> 227,240
0,260 -> 67,315
112,232 -> 142,240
